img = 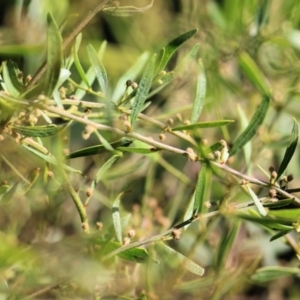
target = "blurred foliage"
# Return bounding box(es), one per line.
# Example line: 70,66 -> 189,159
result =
1,0 -> 300,299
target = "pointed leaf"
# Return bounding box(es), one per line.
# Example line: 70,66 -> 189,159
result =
158,242 -> 205,276
66,138 -> 133,159
251,266 -> 299,283
269,229 -> 293,242
12,124 -> 67,138
229,95 -> 270,156
238,51 -> 271,96
112,190 -> 131,243
190,60 -> 206,123
94,155 -> 120,184
3,60 -> 25,95
277,118 -> 299,179
246,184 -> 267,216
173,120 -> 234,131
131,54 -> 156,125
155,29 -> 198,75
87,44 -> 108,94
216,221 -> 239,269
117,147 -> 158,154
194,163 -> 211,214
45,13 -> 63,97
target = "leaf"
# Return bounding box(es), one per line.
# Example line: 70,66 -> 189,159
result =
4,60 -> 25,95
87,44 -> 108,94
66,138 -> 133,159
216,221 -> 239,269
268,208 -> 300,222
104,241 -> 149,263
12,124 -> 67,137
277,118 -> 299,179
172,120 -> 234,131
23,145 -> 83,175
238,51 -> 271,96
208,141 -> 223,153
112,190 -> 131,243
236,213 -> 294,231
269,229 -> 293,242
245,184 -> 267,216
155,29 -> 198,75
74,67 -> 96,100
158,242 -> 205,276
194,163 -> 211,214
112,52 -> 149,103
251,266 -> 299,283
45,13 -> 63,97
262,199 -> 293,209
229,95 -> 270,156
116,147 -> 158,154
73,34 -> 90,88
190,60 -> 206,123
103,1 -> 154,17
130,54 -> 156,126
94,155 -> 120,184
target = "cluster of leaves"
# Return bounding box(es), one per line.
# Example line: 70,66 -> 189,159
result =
1,0 -> 300,299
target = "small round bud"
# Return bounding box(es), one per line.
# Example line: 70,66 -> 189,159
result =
172,228 -> 181,240
128,229 -> 136,238
269,166 -> 275,172
26,75 -> 32,83
82,222 -> 89,231
220,139 -> 227,147
205,201 -> 211,208
240,179 -> 248,185
86,188 -> 93,197
271,171 -> 278,180
63,148 -> 70,156
126,79 -> 132,87
84,108 -> 92,114
131,82 -> 138,89
47,171 -> 54,178
167,118 -> 174,126
269,188 -> 276,198
124,120 -> 132,132
96,222 -> 103,230
17,71 -> 23,80
159,133 -> 166,141
287,174 -> 294,182
123,237 -> 131,246
176,113 -> 182,123
183,120 -> 191,125
201,139 -> 208,146
157,79 -> 163,85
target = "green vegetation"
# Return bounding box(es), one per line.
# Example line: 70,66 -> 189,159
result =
1,0 -> 300,299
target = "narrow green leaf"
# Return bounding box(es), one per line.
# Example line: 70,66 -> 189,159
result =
158,242 -> 205,276
246,185 -> 267,216
229,95 -> 270,156
251,266 -> 299,283
112,52 -> 149,103
23,145 -> 83,175
277,118 -> 299,179
183,192 -> 196,228
45,13 -> 63,97
190,60 -> 206,123
74,67 -> 96,100
66,138 -> 133,159
117,147 -> 158,154
112,190 -> 131,243
5,60 -> 25,93
155,29 -> 198,75
103,1 -> 154,17
269,229 -> 293,242
236,213 -> 294,231
94,155 -> 120,184
2,61 -> 21,97
216,222 -> 239,269
131,54 -> 156,126
208,141 -> 223,153
87,44 -> 108,94
238,51 -> 271,96
262,199 -> 293,209
12,124 -> 67,138
268,208 -> 300,221
194,163 -> 210,214
104,241 -> 149,263
73,34 -> 90,88
175,43 -> 200,72
173,120 -> 234,131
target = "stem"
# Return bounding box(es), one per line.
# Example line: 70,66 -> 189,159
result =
27,0 -> 110,89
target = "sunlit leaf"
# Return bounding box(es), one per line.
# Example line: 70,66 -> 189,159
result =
268,208 -> 300,221
251,266 -> 299,283
190,60 -> 206,124
45,13 -> 62,97
245,184 -> 267,216
66,138 -> 133,159
87,43 -> 108,94
131,54 -> 156,126
238,51 -> 271,96
158,242 -> 205,276
277,118 -> 299,179
173,120 -> 234,131
3,60 -> 25,95
155,29 -> 198,75
229,95 -> 270,156
12,124 -> 67,138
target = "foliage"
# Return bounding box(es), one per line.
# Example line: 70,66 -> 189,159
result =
1,0 -> 300,299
